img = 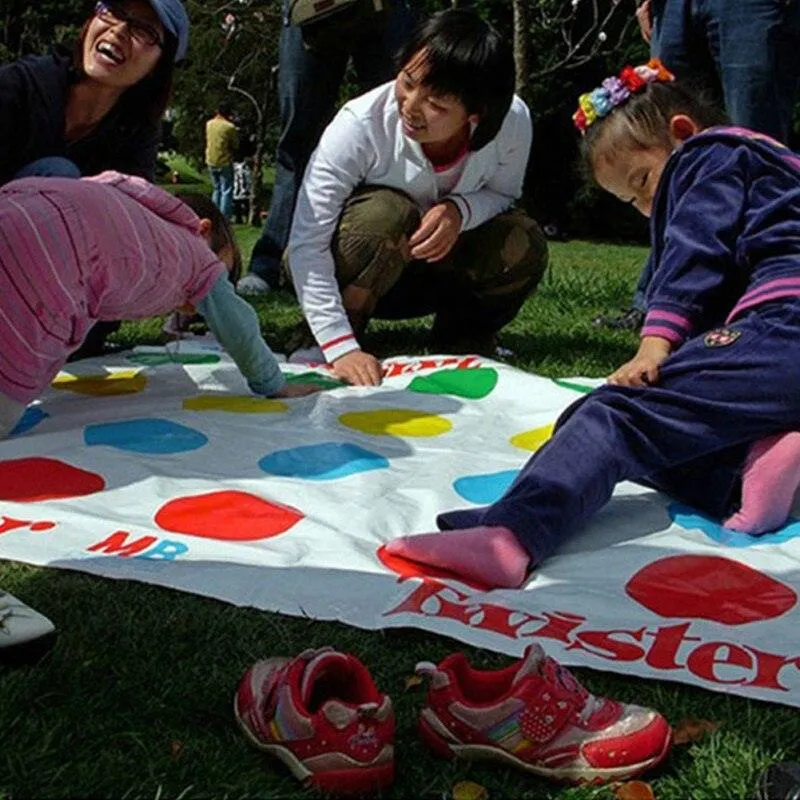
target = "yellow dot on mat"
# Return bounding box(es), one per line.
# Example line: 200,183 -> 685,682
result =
182,395 -> 288,413
510,423 -> 555,452
52,370 -> 147,396
338,408 -> 452,437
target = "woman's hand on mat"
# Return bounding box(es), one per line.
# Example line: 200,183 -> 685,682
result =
332,350 -> 383,386
607,336 -> 671,387
275,383 -> 325,398
409,201 -> 462,262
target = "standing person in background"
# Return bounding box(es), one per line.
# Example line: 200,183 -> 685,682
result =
205,102 -> 238,220
236,0 -> 419,296
0,0 -> 190,360
594,0 -> 800,331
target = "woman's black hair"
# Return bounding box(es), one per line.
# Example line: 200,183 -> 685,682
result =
396,9 -> 516,152
176,192 -> 243,285
580,79 -> 728,177
73,15 -> 177,124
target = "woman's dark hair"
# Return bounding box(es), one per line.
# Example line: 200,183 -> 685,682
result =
176,192 -> 243,285
73,17 -> 177,124
396,9 -> 516,152
580,79 -> 728,176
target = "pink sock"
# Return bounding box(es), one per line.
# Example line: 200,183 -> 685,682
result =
383,525 -> 532,589
724,432 -> 800,534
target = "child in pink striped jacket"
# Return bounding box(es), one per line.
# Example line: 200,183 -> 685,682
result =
0,170 -> 320,438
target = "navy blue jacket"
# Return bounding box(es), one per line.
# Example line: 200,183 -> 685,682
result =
642,128 -> 800,344
0,48 -> 160,186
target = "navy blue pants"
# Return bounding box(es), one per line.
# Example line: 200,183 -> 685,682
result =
438,299 -> 800,563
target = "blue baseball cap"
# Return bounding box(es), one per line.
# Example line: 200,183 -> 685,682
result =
147,0 -> 190,62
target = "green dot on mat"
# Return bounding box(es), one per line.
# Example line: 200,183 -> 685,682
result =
128,353 -> 221,366
408,367 -> 498,399
553,378 -> 595,394
283,371 -> 345,389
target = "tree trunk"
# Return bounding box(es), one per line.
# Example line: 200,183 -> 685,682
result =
512,0 -> 530,94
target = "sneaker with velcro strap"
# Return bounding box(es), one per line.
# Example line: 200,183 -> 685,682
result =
234,646 -> 395,796
415,643 -> 672,785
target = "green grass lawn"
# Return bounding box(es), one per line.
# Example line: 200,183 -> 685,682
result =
1,234 -> 798,800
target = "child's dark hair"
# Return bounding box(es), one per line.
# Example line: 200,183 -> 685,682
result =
396,9 -> 515,152
176,192 -> 242,284
581,79 -> 728,177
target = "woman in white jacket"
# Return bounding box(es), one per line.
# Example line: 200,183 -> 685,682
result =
283,9 -> 548,385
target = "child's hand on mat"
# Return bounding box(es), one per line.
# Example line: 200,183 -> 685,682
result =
409,201 -> 462,262
332,350 -> 383,386
607,336 -> 671,387
275,383 -> 325,398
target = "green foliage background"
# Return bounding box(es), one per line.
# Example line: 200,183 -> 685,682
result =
0,0 -> 652,240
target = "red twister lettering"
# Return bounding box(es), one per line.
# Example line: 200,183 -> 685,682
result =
383,356 -> 481,379
0,516 -> 56,535
384,580 -> 800,693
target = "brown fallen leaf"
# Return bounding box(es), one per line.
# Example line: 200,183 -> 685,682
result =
169,740 -> 184,760
404,674 -> 424,691
452,780 -> 489,800
614,780 -> 656,800
672,717 -> 720,745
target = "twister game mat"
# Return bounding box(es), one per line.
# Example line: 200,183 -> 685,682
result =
1,340 -> 799,707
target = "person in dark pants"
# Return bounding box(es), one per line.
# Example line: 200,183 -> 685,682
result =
386,64 -> 800,589
236,0 -> 418,296
595,0 -> 800,330
0,0 -> 189,360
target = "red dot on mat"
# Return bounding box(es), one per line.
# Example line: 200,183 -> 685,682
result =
155,490 -> 303,540
376,544 -> 490,592
625,554 -> 797,625
0,457 -> 106,502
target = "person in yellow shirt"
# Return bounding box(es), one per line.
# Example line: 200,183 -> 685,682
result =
205,102 -> 238,219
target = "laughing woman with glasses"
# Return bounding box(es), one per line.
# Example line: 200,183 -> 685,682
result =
0,0 -> 189,361
0,0 -> 189,666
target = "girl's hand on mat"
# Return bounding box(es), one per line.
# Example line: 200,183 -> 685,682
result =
275,383 -> 325,398
409,201 -> 462,262
608,336 -> 671,387
332,350 -> 383,386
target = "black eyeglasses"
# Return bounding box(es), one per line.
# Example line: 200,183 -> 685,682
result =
94,2 -> 164,49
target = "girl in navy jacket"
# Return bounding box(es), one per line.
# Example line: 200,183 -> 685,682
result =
386,60 -> 800,589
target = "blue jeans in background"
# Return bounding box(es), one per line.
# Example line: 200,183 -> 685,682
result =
652,0 -> 800,144
247,0 -> 418,288
209,164 -> 234,219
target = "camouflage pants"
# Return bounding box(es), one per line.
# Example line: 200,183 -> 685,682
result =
289,185 -> 548,354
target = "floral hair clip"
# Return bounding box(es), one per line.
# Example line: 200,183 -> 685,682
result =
573,58 -> 675,134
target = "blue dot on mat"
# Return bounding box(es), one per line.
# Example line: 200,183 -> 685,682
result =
669,502 -> 800,547
258,442 -> 389,480
453,470 -> 519,504
10,406 -> 49,436
84,418 -> 208,454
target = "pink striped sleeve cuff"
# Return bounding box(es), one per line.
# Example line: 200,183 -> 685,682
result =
642,309 -> 693,344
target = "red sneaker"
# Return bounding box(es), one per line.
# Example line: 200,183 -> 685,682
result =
234,647 -> 394,797
416,644 -> 671,785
